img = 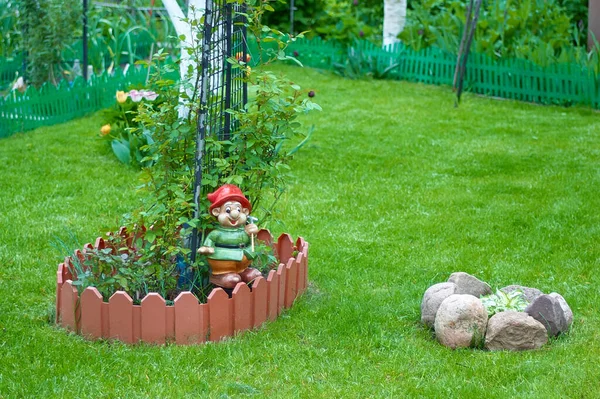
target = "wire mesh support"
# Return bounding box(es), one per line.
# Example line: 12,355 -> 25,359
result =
190,0 -> 248,262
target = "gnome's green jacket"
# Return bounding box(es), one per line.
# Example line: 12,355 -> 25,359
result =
203,226 -> 256,261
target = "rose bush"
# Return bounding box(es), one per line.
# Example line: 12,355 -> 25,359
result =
71,1 -> 320,303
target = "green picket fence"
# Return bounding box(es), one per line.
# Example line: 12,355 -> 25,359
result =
2,36 -> 599,139
283,38 -> 600,109
464,52 -> 600,108
0,63 -> 162,138
246,36 -> 345,71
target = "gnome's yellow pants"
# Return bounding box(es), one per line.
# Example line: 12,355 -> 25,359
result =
208,255 -> 251,275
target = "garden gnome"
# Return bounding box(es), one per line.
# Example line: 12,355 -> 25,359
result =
197,184 -> 262,288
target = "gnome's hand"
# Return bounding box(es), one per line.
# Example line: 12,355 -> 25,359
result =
197,246 -> 215,255
245,223 -> 258,236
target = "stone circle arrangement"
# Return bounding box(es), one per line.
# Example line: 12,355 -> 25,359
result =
421,272 -> 573,351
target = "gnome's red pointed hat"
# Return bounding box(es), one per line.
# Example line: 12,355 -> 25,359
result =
207,184 -> 252,212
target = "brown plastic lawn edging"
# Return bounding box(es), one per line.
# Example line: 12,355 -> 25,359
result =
55,229 -> 308,345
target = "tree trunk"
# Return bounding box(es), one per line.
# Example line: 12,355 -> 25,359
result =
162,0 -> 206,118
383,0 -> 407,47
454,0 -> 482,104
589,0 -> 600,50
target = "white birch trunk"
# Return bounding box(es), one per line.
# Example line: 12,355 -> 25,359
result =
589,0 -> 600,50
162,0 -> 206,118
383,0 -> 407,48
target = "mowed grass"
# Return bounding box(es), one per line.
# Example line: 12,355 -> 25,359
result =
1,64 -> 600,398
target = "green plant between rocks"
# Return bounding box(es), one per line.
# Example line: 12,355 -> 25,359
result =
67,0 -> 320,302
480,289 -> 528,317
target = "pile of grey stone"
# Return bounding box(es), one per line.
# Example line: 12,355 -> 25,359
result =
421,272 -> 573,351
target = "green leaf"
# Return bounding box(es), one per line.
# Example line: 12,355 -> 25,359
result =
111,140 -> 132,164
117,277 -> 128,290
142,130 -> 154,145
145,230 -> 157,243
287,125 -> 314,156
285,56 -> 304,67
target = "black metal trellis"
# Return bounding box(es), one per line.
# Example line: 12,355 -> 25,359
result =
190,0 -> 248,262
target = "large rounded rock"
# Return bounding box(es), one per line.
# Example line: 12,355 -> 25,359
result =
500,285 -> 543,304
485,311 -> 548,351
548,292 -> 573,328
421,282 -> 457,328
434,294 -> 488,349
448,272 -> 492,298
525,294 -> 568,336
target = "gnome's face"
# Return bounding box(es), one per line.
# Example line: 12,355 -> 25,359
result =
212,201 -> 250,228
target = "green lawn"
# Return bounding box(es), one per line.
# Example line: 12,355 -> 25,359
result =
1,65 -> 600,398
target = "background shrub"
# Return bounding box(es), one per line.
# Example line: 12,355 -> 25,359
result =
400,0 -> 597,70
1,0 -> 177,87
0,0 -> 20,58
262,0 -> 327,35
262,0 -> 383,45
19,0 -> 82,87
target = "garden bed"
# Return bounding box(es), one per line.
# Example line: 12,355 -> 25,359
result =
55,230 -> 308,345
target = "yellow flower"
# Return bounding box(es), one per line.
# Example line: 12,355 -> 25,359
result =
100,124 -> 111,136
116,91 -> 128,104
245,66 -> 251,77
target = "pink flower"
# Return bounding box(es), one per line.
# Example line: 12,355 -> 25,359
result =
128,89 -> 143,102
128,89 -> 158,102
141,90 -> 158,101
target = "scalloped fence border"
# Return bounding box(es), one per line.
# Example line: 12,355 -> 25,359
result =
55,230 -> 309,345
